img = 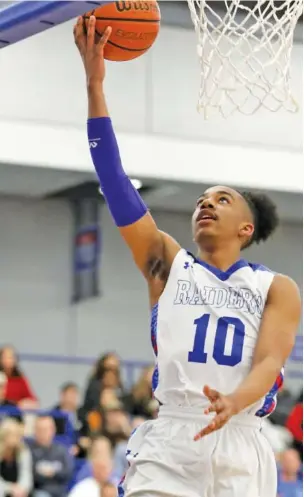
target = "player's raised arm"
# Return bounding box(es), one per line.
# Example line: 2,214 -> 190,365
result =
74,16 -> 180,281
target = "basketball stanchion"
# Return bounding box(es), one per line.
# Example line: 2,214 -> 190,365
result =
0,1 -> 104,49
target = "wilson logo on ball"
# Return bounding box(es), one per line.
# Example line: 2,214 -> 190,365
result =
115,2 -> 158,13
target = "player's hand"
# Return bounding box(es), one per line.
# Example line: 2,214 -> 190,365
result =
194,385 -> 239,440
73,16 -> 112,85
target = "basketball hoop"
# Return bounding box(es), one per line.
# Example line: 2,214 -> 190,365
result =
187,0 -> 303,119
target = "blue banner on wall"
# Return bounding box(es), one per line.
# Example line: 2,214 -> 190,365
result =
74,226 -> 100,272
71,199 -> 101,303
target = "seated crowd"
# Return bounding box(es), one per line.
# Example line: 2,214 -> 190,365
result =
0,345 -> 302,497
0,347 -> 157,497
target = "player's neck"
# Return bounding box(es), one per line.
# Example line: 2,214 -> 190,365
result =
197,245 -> 242,272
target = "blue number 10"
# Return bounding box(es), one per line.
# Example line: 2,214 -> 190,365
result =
188,314 -> 245,367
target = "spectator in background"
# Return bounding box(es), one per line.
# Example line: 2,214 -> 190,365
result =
102,482 -> 117,497
74,436 -> 118,486
277,449 -> 303,497
99,390 -> 121,411
69,460 -> 112,497
52,383 -> 90,459
122,366 -> 154,419
103,407 -> 130,443
0,418 -> 32,497
131,417 -> 147,431
101,370 -> 121,392
261,418 -> 292,454
70,437 -> 113,496
83,354 -> 123,414
0,347 -> 38,409
87,389 -> 121,437
286,392 -> 303,461
103,407 -> 131,481
29,416 -> 73,497
0,373 -> 23,424
271,386 -> 296,427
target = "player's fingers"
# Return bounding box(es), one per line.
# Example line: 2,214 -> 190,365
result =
194,419 -> 222,440
74,17 -> 86,54
194,409 -> 230,440
212,411 -> 228,429
204,404 -> 214,415
203,385 -> 220,402
194,420 -> 216,440
87,15 -> 96,50
97,26 -> 112,50
204,399 -> 222,415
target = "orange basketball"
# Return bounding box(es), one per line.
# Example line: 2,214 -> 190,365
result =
83,1 -> 161,62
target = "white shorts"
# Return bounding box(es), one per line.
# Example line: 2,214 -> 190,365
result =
119,406 -> 277,497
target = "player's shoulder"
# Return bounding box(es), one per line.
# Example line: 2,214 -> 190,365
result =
164,246 -> 191,264
246,262 -> 300,296
268,272 -> 300,297
265,273 -> 301,321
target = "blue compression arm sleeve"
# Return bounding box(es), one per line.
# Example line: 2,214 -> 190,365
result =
87,117 -> 148,227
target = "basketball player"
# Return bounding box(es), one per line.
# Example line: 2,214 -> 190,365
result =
74,17 -> 301,497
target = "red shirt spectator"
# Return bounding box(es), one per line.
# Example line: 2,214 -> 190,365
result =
0,346 -> 38,408
286,394 -> 303,443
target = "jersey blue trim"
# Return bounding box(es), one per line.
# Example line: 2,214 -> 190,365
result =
152,364 -> 159,392
118,476 -> 125,497
248,262 -> 274,273
150,304 -> 159,392
187,252 -> 249,281
255,370 -> 284,417
151,304 -> 158,356
187,252 -> 274,281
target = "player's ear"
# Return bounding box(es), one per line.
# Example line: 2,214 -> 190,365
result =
239,222 -> 254,239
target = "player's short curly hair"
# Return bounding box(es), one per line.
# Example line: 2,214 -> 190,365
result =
239,191 -> 279,249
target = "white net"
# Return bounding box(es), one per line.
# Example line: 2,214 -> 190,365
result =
187,0 -> 303,119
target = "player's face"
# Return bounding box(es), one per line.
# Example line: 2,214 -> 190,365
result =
192,186 -> 254,248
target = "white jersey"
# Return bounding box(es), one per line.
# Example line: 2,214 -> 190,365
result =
151,249 -> 284,418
